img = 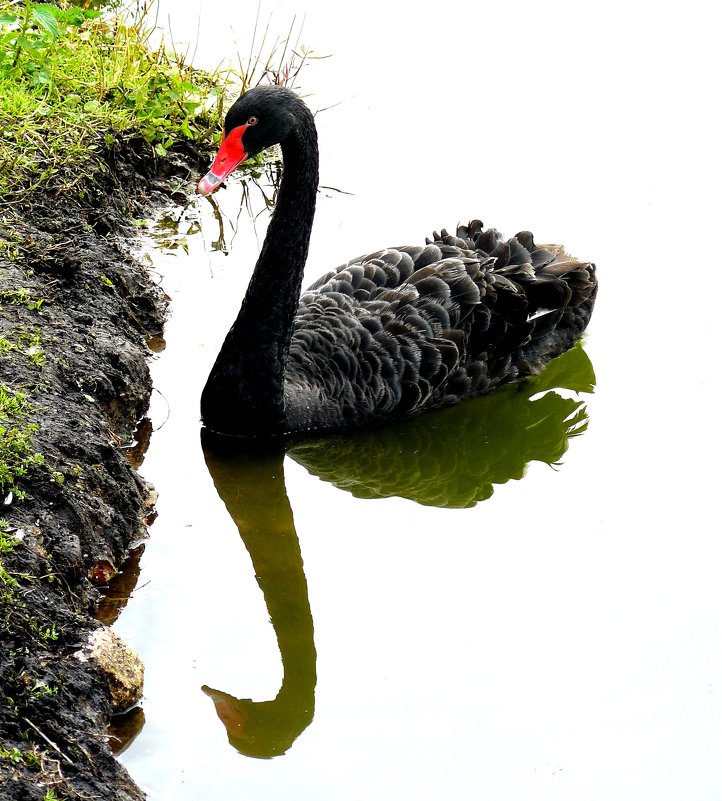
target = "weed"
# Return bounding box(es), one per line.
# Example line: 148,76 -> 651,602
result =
0,382 -> 44,499
0,561 -> 19,590
1,743 -> 50,774
31,681 -> 58,697
0,518 -> 14,553
22,328 -> 45,367
0,744 -> 24,763
0,329 -> 45,368
0,519 -> 19,596
0,288 -> 44,310
28,618 -> 59,641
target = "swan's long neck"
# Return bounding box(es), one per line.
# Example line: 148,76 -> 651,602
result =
202,112 -> 319,436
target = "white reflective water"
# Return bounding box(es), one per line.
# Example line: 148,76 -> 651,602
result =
114,1 -> 722,798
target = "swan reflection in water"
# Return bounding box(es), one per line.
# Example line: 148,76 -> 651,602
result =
200,439 -> 316,759
200,343 -> 595,758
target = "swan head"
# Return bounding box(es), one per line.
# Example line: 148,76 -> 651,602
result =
198,86 -> 305,196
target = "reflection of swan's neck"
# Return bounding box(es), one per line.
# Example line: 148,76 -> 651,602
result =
239,468 -> 317,704
201,438 -> 317,758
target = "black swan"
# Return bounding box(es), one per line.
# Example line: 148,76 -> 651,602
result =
198,86 -> 598,437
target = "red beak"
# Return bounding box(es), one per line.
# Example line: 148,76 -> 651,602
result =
197,125 -> 249,196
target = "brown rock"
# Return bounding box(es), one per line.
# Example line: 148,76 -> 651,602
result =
75,625 -> 144,713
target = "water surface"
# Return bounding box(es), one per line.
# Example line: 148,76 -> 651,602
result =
114,1 -> 722,798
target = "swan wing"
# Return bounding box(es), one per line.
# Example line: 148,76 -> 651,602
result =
285,222 -> 596,430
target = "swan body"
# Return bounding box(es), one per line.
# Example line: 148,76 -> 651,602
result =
198,86 -> 597,437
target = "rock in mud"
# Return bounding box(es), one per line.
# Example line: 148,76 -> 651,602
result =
75,626 -> 145,713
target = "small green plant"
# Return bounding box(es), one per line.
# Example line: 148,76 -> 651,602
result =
0,382 -> 44,499
0,329 -> 45,368
0,520 -> 18,593
23,329 -> 45,367
0,744 -> 24,763
0,288 -> 44,310
0,742 -> 41,768
0,518 -> 13,553
31,680 -> 58,697
1,520 -> 26,617
28,619 -> 59,641
0,561 -> 19,593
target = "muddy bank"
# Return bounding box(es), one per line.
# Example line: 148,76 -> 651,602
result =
0,138 -> 206,800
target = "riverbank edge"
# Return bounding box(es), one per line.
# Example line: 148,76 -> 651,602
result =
0,136 -> 208,801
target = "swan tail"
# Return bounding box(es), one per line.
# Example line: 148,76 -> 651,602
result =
431,220 -> 597,340
431,221 -> 597,376
519,248 -> 597,369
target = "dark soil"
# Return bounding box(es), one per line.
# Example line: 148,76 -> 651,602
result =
0,138 -> 207,800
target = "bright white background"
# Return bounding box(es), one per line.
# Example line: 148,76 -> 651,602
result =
114,1 -> 722,799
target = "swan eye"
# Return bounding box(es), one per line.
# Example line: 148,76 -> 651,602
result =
247,116 -> 259,126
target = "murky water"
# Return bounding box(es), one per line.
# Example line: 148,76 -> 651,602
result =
111,0 -> 722,798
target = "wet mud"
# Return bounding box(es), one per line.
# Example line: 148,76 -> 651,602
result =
0,138 -> 206,800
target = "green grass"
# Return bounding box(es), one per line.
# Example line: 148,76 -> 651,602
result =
0,0 -> 224,201
0,1 -> 322,206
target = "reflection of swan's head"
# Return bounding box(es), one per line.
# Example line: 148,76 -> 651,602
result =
203,687 -> 249,737
199,440 -> 317,760
202,685 -> 312,759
